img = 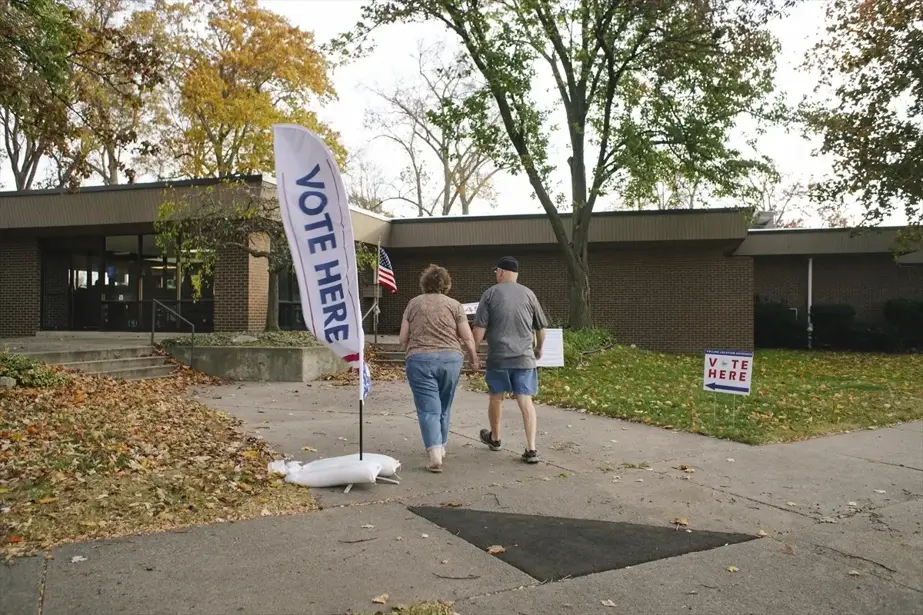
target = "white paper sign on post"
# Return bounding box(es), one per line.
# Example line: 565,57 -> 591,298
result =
462,302 -> 479,315
703,349 -> 753,396
536,328 -> 564,367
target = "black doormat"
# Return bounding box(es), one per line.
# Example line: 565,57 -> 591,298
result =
409,506 -> 757,582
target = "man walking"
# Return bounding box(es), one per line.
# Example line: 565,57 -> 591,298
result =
472,256 -> 548,463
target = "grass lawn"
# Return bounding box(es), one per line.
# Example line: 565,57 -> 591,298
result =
470,336 -> 923,444
0,353 -> 316,558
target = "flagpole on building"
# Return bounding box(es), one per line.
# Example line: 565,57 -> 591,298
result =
373,237 -> 381,345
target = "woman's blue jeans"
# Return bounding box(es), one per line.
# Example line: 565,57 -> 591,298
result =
405,351 -> 464,450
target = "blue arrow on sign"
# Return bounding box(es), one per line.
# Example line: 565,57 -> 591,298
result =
705,382 -> 749,393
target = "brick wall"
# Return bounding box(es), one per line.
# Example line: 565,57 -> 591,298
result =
376,244 -> 754,353
755,254 -> 923,323
0,238 -> 41,337
214,234 -> 270,332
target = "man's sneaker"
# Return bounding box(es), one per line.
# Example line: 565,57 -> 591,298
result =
521,449 -> 540,464
480,429 -> 501,451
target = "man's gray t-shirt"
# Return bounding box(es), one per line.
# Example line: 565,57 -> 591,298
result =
472,282 -> 548,370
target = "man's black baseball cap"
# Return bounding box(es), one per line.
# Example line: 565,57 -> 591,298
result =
495,256 -> 519,272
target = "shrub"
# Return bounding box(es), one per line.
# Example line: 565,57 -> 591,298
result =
0,352 -> 69,388
884,298 -> 923,350
754,297 -> 806,349
810,303 -> 856,349
562,328 -> 614,365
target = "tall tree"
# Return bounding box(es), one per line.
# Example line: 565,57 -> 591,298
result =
365,40 -> 503,216
344,151 -> 393,216
342,0 -> 785,327
157,181 -> 378,331
739,163 -> 807,228
150,0 -> 346,329
1,0 -> 162,189
156,182 -> 291,330
802,0 -> 922,248
142,0 -> 345,178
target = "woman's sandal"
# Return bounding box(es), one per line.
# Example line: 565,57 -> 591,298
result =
426,464 -> 443,473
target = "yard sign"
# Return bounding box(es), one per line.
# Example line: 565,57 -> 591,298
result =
703,350 -> 753,396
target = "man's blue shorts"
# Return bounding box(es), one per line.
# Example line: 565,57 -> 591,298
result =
485,368 -> 538,396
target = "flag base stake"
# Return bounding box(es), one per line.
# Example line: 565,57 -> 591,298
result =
359,398 -> 364,460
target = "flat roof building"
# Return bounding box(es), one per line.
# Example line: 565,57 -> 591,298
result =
1,176 -> 920,352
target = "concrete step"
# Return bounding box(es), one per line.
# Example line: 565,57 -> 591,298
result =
23,346 -> 153,365
57,356 -> 170,374
85,365 -> 176,381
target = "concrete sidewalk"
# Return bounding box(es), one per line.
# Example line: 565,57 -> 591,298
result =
2,378 -> 921,615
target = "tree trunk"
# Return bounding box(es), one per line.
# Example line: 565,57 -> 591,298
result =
566,261 -> 592,329
565,246 -> 593,329
265,268 -> 280,331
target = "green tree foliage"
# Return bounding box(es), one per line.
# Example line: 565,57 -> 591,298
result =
156,180 -> 377,332
137,0 -> 345,179
339,0 -> 786,328
1,0 -> 163,189
802,0 -> 921,250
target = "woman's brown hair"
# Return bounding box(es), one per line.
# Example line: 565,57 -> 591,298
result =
419,264 -> 452,294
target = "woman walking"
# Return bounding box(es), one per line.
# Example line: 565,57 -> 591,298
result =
399,265 -> 480,472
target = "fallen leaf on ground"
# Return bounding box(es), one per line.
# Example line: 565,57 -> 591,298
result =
847,501 -> 858,507
70,556 -> 87,563
301,446 -> 317,452
0,361 -> 317,559
361,524 -> 375,529
786,502 -> 797,507
260,509 -> 271,517
727,566 -> 739,572
726,458 -> 735,462
372,594 -> 388,604
601,599 -> 616,607
757,530 -> 768,537
421,533 -> 429,538
672,518 -> 689,527
849,570 -> 861,576
820,517 -> 838,524
675,465 -> 695,473
874,490 -> 886,494
440,502 -> 462,508
782,543 -> 797,555
487,545 -> 506,555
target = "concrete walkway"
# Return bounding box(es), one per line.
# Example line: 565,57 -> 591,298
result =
2,378 -> 922,615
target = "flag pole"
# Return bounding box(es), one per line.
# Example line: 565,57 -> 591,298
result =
373,237 -> 381,344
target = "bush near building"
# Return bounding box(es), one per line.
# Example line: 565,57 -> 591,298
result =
754,297 -> 923,353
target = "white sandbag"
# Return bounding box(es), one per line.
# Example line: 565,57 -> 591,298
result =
285,460 -> 303,472
267,460 -> 288,476
286,459 -> 382,488
302,453 -> 401,477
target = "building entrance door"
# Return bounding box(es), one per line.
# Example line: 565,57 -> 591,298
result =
41,250 -> 72,330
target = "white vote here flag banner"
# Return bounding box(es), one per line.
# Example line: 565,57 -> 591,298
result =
272,124 -> 372,400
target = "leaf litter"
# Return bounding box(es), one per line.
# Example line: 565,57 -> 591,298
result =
0,363 -> 317,558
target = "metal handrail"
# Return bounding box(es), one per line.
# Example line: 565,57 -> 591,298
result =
151,299 -> 196,369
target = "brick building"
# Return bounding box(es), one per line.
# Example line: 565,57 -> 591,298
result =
1,176 -> 920,351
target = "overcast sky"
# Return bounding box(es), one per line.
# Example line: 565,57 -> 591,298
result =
1,0 -> 906,227
264,0 -> 891,226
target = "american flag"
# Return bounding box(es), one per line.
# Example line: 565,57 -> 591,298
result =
377,247 -> 397,294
